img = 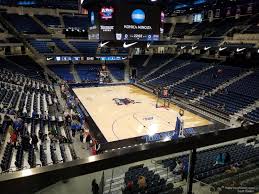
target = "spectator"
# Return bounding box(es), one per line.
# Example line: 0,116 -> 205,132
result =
225,164 -> 239,174
71,126 -> 76,137
85,130 -> 91,149
214,153 -> 225,165
182,160 -> 188,181
43,111 -> 48,120
31,133 -> 39,150
58,135 -> 67,143
224,88 -> 228,94
79,130 -> 85,149
22,133 -> 30,151
224,152 -> 231,164
91,179 -> 99,194
173,160 -> 183,175
91,139 -> 101,155
80,130 -> 84,142
138,176 -> 146,189
49,132 -> 57,143
126,180 -> 133,192
32,110 -> 37,118
0,104 -> 4,112
221,103 -> 225,110
190,88 -> 196,93
10,131 -> 18,148
38,130 -> 43,142
41,134 -> 48,143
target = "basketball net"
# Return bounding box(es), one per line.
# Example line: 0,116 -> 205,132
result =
156,87 -> 170,109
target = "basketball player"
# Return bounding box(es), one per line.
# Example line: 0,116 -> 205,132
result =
162,87 -> 167,107
156,87 -> 162,108
165,86 -> 174,108
162,87 -> 171,108
169,86 -> 174,98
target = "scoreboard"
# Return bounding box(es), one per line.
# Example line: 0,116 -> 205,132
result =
88,2 -> 162,41
116,4 -> 161,41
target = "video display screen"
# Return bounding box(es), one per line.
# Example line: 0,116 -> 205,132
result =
193,13 -> 203,22
88,3 -> 162,41
115,4 -> 161,41
88,9 -> 100,40
99,6 -> 116,40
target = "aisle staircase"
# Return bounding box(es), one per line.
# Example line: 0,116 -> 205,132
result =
142,54 -> 153,67
169,65 -> 215,87
232,100 -> 258,119
144,60 -> 191,84
31,15 -> 52,34
70,64 -> 81,83
124,61 -> 130,82
62,39 -> 79,53
108,70 -> 119,83
192,70 -> 254,102
103,164 -> 179,194
140,56 -> 179,82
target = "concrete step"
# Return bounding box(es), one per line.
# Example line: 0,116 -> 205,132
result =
193,70 -> 254,102
140,56 -> 179,82
144,60 -> 191,84
70,63 -> 81,83
31,15 -> 52,34
143,54 -> 153,67
169,65 -> 215,87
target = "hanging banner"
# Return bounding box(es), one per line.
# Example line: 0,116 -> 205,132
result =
208,10 -> 213,22
247,3 -> 253,14
236,6 -> 241,19
215,9 -> 220,18
226,7 -> 231,17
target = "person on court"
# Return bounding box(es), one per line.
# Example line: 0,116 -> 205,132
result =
163,87 -> 170,108
168,86 -> 174,99
155,87 -> 162,108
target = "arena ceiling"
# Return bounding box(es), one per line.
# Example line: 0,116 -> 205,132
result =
0,0 -> 256,12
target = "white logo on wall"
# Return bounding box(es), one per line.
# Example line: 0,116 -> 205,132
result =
99,41 -> 109,47
237,48 -> 245,52
219,47 -> 227,51
204,46 -> 211,51
123,42 -> 138,48
116,33 -> 122,40
100,25 -> 114,32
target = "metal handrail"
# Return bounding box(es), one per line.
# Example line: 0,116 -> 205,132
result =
194,178 -> 217,192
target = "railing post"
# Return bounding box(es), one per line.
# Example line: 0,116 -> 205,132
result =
167,166 -> 169,180
109,168 -> 114,194
187,149 -> 197,194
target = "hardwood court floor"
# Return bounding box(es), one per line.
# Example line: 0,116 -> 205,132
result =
73,85 -> 212,142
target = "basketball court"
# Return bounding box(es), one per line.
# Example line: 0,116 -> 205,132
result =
73,85 -> 212,142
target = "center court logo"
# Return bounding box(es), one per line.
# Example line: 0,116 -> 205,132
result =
131,9 -> 145,24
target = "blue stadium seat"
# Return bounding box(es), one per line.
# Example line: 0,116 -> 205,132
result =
3,14 -> 48,34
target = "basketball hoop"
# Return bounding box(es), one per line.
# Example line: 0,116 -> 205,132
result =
156,87 -> 171,109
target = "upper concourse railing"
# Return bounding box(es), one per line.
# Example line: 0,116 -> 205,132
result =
0,123 -> 258,194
